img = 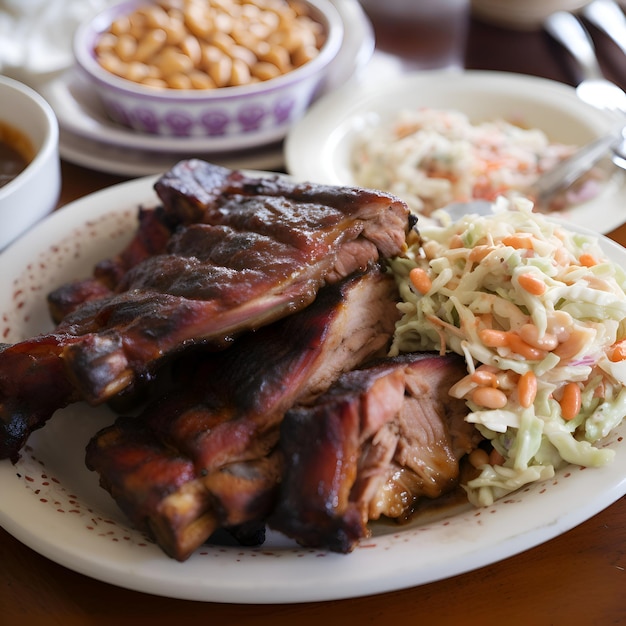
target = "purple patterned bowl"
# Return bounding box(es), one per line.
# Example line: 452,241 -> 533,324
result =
73,0 -> 343,148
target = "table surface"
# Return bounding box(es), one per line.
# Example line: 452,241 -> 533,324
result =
2,9 -> 626,625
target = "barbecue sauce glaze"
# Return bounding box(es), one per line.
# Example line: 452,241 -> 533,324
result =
0,121 -> 33,188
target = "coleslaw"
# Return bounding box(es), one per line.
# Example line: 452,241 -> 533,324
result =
352,108 -> 602,216
388,197 -> 626,506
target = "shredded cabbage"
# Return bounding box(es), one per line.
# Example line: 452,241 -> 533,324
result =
350,108 -> 584,216
388,197 -> 626,506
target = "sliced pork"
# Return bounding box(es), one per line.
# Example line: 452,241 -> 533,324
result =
268,352 -> 479,553
86,268 -> 401,560
0,161 -> 409,461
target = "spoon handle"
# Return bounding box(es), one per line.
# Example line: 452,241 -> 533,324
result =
544,11 -> 603,80
583,0 -> 626,56
529,133 -> 618,202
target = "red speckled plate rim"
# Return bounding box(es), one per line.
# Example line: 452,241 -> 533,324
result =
0,175 -> 625,603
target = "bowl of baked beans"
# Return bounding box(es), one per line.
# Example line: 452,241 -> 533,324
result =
72,0 -> 343,147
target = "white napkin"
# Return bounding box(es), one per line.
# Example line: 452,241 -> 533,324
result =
0,0 -> 117,86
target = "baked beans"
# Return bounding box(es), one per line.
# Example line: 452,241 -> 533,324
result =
94,0 -> 326,90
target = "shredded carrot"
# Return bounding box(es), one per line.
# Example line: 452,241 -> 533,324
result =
506,333 -> 547,360
608,339 -> 626,362
468,245 -> 493,262
480,328 -> 547,360
579,253 -> 598,267
426,314 -> 464,338
449,234 -> 464,249
502,234 -> 534,249
425,315 -> 451,354
518,272 -> 546,296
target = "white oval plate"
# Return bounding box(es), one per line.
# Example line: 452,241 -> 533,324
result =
0,175 -> 625,603
285,70 -> 626,234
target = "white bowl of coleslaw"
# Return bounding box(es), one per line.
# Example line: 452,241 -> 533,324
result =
285,70 -> 625,233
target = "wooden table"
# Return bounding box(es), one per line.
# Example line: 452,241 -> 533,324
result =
2,10 -> 626,625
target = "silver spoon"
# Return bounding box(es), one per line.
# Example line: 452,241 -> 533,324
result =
544,10 -> 626,113
583,0 -> 626,57
544,10 -> 626,163
581,0 -> 626,168
442,128 -> 624,221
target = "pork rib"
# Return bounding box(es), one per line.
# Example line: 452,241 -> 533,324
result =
87,416 -> 282,561
268,352 -> 479,553
48,205 -> 176,323
86,268 -> 401,560
0,161 -> 409,461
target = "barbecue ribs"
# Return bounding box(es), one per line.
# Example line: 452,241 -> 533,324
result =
86,268 -> 401,560
0,161 -> 410,461
269,352 -> 480,553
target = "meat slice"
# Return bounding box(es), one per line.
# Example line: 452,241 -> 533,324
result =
87,416 -> 281,561
268,353 -> 478,553
48,205 -> 176,323
86,268 -> 401,560
154,159 -> 411,262
0,161 -> 409,461
141,266 -> 401,470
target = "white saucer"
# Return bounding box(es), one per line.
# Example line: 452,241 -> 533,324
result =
39,0 -> 374,175
58,127 -> 286,175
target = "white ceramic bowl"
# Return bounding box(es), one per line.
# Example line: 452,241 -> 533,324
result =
0,76 -> 60,250
471,0 -> 590,29
284,70 -> 625,233
73,0 -> 343,149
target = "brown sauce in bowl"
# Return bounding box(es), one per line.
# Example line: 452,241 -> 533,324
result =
0,121 -> 34,189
